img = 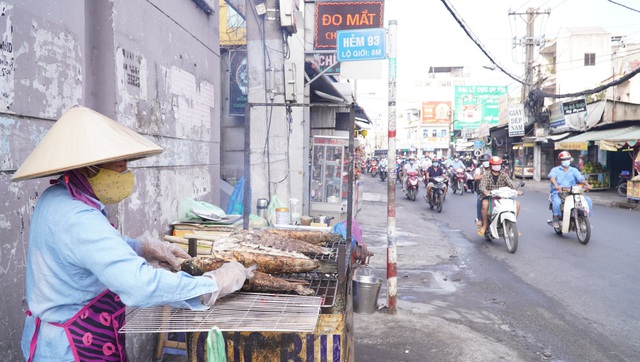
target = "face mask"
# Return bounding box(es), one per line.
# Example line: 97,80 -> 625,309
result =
433,162 -> 439,167
491,165 -> 501,172
561,160 -> 570,167
87,168 -> 134,204
482,161 -> 490,168
409,161 -> 414,165
454,159 -> 459,162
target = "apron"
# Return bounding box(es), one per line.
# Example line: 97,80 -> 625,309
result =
28,289 -> 128,362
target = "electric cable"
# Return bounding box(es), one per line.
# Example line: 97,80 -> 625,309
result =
607,0 -> 640,13
440,0 -> 531,86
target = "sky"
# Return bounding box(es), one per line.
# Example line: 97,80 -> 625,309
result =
355,0 -> 640,119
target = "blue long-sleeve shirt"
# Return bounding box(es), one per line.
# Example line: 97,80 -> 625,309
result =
21,184 -> 216,360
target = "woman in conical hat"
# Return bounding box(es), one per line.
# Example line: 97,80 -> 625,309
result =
15,107 -> 252,362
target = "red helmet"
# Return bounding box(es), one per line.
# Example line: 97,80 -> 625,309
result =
558,151 -> 571,160
489,156 -> 502,165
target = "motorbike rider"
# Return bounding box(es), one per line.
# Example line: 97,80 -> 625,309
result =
424,157 -> 448,201
401,155 -> 420,192
477,156 -> 522,236
548,151 -> 592,228
449,155 -> 466,172
473,153 -> 491,227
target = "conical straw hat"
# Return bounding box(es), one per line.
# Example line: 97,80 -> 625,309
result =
12,106 -> 163,181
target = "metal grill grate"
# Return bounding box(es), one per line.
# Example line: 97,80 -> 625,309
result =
283,272 -> 338,308
119,293 -> 322,333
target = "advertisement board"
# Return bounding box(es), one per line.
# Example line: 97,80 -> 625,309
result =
454,85 -> 507,130
421,101 -> 451,125
314,1 -> 384,50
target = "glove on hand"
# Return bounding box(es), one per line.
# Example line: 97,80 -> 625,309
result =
138,232 -> 190,271
201,262 -> 255,306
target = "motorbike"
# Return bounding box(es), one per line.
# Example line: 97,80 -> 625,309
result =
450,167 -> 465,195
547,185 -> 591,244
379,163 -> 388,182
464,166 -> 475,193
617,170 -> 630,197
483,186 -> 522,253
404,171 -> 420,201
426,176 -> 447,213
369,163 -> 378,177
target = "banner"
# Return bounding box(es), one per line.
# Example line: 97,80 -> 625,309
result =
314,1 -> 384,50
454,85 -> 507,130
229,50 -> 248,117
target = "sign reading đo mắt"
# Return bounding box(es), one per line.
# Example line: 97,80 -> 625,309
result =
314,1 -> 384,50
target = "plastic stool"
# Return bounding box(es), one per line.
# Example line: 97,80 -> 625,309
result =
155,332 -> 187,361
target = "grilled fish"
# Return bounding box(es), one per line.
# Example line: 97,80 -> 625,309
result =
262,229 -> 345,246
216,251 -> 320,274
242,271 -> 315,296
228,230 -> 330,254
179,258 -> 314,296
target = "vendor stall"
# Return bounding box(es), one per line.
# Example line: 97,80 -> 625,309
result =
121,227 -> 357,362
513,143 -> 535,178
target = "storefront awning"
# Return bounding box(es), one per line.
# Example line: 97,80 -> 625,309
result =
555,125 -> 640,150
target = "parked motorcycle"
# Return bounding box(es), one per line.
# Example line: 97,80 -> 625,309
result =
617,170 -> 630,197
404,171 -> 420,201
547,185 -> 591,244
450,167 -> 465,195
379,163 -> 388,182
426,176 -> 447,213
483,185 -> 522,253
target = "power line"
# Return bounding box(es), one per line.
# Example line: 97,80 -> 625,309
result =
439,0 -> 530,86
530,64 -> 640,100
607,0 -> 640,13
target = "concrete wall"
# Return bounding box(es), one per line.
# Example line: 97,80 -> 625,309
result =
0,0 -> 220,360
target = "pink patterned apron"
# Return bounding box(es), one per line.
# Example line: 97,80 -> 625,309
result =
28,289 -> 128,362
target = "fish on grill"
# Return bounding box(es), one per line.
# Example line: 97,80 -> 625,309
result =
227,230 -> 330,254
214,251 -> 320,274
179,257 -> 314,296
261,229 -> 345,246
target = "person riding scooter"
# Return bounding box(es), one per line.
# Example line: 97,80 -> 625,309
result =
424,157 -> 448,201
473,153 -> 491,227
548,151 -> 592,228
402,156 -> 420,192
478,156 -> 522,236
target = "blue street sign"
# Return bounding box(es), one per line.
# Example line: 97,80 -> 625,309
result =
336,28 -> 386,62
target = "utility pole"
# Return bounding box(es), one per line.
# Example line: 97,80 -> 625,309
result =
386,20 -> 398,315
509,7 -> 550,181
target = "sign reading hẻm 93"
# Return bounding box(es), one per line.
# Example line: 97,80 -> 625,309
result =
314,1 -> 384,50
454,85 -> 507,130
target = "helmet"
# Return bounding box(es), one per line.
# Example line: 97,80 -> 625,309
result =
432,157 -> 440,163
479,153 -> 491,162
409,155 -> 416,160
558,151 -> 571,160
489,156 -> 502,165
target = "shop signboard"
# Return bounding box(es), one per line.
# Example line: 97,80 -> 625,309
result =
421,101 -> 451,125
314,1 -> 384,51
311,52 -> 340,74
562,98 -> 587,115
454,85 -> 507,130
508,104 -> 525,137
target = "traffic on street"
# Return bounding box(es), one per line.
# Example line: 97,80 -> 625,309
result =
355,171 -> 640,361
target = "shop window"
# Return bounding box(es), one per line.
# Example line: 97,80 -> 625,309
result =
584,53 -> 595,66
431,129 -> 437,137
422,129 -> 428,138
440,129 -> 447,137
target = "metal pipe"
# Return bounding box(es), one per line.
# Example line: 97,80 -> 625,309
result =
387,20 -> 398,315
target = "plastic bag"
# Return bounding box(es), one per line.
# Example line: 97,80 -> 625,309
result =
179,198 -> 226,221
226,176 -> 251,215
206,327 -> 227,361
332,218 -> 363,248
265,194 -> 285,226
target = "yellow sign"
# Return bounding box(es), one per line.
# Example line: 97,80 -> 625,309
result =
555,142 -> 588,150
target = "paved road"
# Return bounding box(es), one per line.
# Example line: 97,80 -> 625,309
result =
354,176 -> 640,361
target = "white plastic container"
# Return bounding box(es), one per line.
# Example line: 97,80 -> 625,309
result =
275,207 -> 290,225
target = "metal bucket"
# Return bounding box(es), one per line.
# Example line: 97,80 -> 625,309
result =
352,274 -> 382,314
